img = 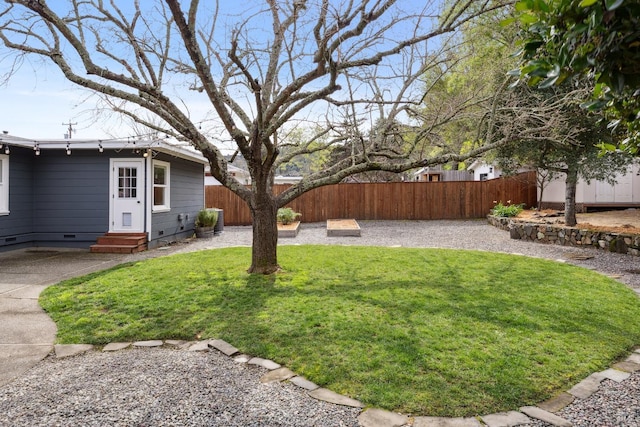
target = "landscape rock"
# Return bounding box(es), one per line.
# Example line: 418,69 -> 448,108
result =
567,374 -> 604,399
132,340 -> 163,348
260,367 -> 295,383
208,339 -> 239,356
413,416 -> 482,427
308,388 -> 363,408
54,344 -> 94,359
520,406 -> 572,426
537,393 -> 575,413
247,357 -> 281,370
480,411 -> 530,427
102,342 -> 131,352
289,376 -> 319,391
358,408 -> 409,427
187,341 -> 209,351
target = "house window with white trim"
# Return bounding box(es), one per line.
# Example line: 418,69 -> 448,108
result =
0,155 -> 8,215
153,160 -> 170,212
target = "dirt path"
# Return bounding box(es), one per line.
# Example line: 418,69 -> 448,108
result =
518,209 -> 640,234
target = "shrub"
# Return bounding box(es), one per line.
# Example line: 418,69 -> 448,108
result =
490,201 -> 524,218
277,207 -> 301,225
195,208 -> 218,227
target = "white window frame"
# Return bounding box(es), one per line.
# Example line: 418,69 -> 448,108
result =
0,155 -> 8,215
152,160 -> 170,212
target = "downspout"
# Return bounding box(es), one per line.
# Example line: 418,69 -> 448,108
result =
145,156 -> 151,243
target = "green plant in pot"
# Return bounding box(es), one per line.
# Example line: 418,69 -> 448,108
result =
195,208 -> 218,238
277,207 -> 301,225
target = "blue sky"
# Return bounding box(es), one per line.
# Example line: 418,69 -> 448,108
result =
2,63 -> 113,140
0,1 -> 446,143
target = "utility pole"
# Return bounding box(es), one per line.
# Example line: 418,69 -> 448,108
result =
62,121 -> 77,139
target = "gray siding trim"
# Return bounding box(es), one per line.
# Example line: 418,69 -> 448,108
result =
0,232 -> 102,252
149,154 -> 204,247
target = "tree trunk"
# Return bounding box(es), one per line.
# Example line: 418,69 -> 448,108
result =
248,192 -> 280,274
536,170 -> 546,211
564,168 -> 578,227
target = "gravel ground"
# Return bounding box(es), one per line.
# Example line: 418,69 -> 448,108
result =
0,348 -> 360,427
0,219 -> 639,426
523,373 -> 640,427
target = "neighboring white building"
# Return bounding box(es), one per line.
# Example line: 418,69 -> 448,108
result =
205,166 -> 303,186
412,165 -> 473,182
540,163 -> 640,211
274,176 -> 303,185
467,160 -> 502,181
205,164 -> 251,185
467,158 -> 640,210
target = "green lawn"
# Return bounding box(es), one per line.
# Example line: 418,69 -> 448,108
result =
40,246 -> 640,417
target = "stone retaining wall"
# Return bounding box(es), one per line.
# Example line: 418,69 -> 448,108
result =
487,215 -> 640,256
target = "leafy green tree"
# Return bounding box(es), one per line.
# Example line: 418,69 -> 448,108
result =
512,0 -> 640,152
274,127 -> 332,177
416,8 -> 520,170
491,81 -> 633,225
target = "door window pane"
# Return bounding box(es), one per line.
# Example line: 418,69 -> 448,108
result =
118,167 -> 137,198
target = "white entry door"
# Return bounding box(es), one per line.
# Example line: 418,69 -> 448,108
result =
110,159 -> 145,232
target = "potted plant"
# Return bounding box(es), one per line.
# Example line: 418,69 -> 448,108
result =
277,207 -> 301,238
195,208 -> 219,238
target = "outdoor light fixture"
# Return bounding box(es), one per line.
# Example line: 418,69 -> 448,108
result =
4,145 -> 9,155
143,148 -> 152,158
34,143 -> 40,156
66,143 -> 71,156
98,142 -> 104,153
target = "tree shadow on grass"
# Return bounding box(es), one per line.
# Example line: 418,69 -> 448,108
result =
41,246 -> 640,416
199,248 -> 640,415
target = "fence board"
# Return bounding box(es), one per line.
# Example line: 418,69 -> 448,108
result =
205,171 -> 537,225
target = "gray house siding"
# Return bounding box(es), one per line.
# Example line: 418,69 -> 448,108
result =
31,151 -> 110,247
0,147 -> 34,250
0,145 -> 205,252
149,154 -> 204,249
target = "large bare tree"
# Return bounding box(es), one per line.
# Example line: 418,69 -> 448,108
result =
0,0 -> 509,273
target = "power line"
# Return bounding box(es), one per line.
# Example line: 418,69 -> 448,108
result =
62,121 -> 77,139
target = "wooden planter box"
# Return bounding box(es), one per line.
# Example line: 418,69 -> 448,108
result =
278,221 -> 301,238
327,219 -> 361,237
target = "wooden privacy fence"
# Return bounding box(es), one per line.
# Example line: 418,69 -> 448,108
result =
206,171 -> 537,226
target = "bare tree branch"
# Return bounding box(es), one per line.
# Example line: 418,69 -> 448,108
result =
0,0 -> 513,273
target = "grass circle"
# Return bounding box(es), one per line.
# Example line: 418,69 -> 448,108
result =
40,245 -> 640,416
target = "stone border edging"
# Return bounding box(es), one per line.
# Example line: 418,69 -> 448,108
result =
487,215 -> 640,256
51,340 -> 640,427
